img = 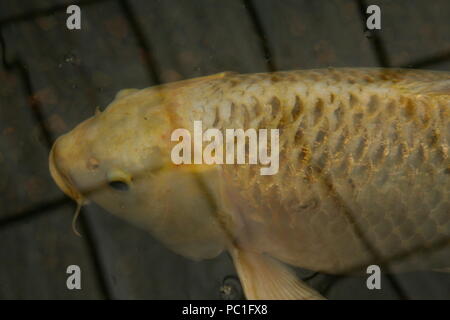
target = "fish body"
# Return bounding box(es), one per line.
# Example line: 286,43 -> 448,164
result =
50,69 -> 450,299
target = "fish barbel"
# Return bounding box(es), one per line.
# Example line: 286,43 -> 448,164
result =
49,68 -> 450,299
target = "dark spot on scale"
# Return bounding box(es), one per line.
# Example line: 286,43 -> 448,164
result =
229,80 -> 239,87
270,75 -> 281,83
270,96 -> 281,118
349,93 -> 358,108
291,96 -> 303,119
330,93 -> 335,103
313,99 -> 324,124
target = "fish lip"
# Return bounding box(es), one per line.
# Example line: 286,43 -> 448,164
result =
49,139 -> 86,204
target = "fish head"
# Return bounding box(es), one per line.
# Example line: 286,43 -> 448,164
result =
49,84 -> 226,259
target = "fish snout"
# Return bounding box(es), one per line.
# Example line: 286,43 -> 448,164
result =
49,138 -> 86,204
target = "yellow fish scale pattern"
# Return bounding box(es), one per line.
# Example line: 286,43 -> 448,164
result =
185,69 -> 450,274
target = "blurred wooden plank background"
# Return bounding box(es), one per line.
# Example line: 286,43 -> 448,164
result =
0,0 -> 449,299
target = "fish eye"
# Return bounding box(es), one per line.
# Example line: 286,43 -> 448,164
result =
108,180 -> 129,191
107,169 -> 131,191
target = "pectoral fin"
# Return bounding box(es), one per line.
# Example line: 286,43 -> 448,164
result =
230,248 -> 325,300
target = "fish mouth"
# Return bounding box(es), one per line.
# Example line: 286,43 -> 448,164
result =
49,140 -> 85,204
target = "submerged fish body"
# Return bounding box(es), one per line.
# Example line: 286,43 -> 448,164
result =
50,68 -> 450,299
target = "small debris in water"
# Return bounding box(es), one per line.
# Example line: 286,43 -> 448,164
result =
220,276 -> 244,300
